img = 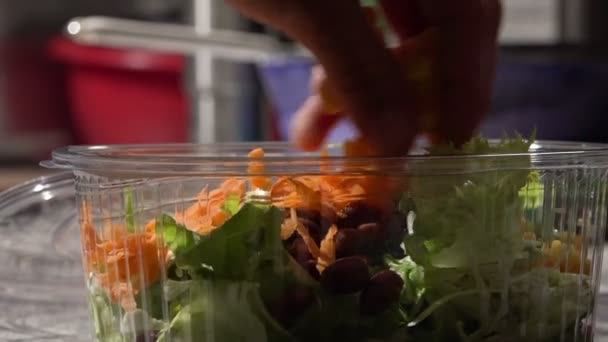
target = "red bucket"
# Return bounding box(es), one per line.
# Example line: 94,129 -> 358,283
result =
49,37 -> 189,145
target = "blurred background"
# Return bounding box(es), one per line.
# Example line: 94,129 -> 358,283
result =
1,0 -> 608,190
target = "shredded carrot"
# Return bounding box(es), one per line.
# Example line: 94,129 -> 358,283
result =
81,204 -> 168,311
271,177 -> 318,209
218,178 -> 247,198
176,179 -> 246,235
281,219 -> 298,241
110,284 -> 137,312
248,148 -> 272,190
248,148 -> 265,159
271,173 -> 396,213
211,210 -> 230,227
538,238 -> 591,275
280,207 -> 299,240
317,225 -> 338,273
291,208 -> 323,260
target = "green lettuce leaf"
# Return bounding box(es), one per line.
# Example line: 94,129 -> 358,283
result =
135,277 -> 195,322
162,202 -> 317,340
392,134 -> 592,341
387,256 -> 425,310
286,291 -> 409,342
519,171 -> 544,210
120,309 -> 166,341
175,203 -> 284,280
405,133 -> 535,269
157,214 -> 197,255
221,194 -> 242,215
156,280 -> 293,342
125,188 -> 135,233
87,277 -> 124,342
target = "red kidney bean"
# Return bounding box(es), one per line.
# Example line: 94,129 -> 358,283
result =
268,287 -> 316,327
336,203 -> 383,230
304,260 -> 321,281
288,237 -> 314,266
385,212 -> 407,240
287,208 -> 332,243
294,208 -> 321,221
320,204 -> 338,232
358,222 -> 382,241
360,270 -> 404,315
298,217 -> 323,244
382,212 -> 408,256
335,228 -> 366,258
321,256 -> 370,295
358,222 -> 385,255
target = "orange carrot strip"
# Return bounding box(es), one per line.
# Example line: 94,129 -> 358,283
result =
317,225 -> 338,273
248,148 -> 271,190
281,218 -> 298,241
297,226 -> 322,260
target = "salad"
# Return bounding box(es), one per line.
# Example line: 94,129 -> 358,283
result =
81,135 -> 594,342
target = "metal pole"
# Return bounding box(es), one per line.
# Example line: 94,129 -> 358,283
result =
188,0 -> 215,143
188,0 -> 249,144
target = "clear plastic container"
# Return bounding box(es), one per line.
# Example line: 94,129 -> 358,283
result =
2,140 -> 608,342
0,173 -> 90,341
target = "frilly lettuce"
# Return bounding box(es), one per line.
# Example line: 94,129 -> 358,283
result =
397,134 -> 592,341
87,276 -> 126,342
406,134 -> 536,269
156,280 -> 293,342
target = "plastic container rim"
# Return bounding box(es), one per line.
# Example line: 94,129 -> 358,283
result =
41,140 -> 608,176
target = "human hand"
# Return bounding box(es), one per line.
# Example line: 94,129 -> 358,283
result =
226,0 -> 502,155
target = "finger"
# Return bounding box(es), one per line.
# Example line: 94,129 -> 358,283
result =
379,0 -> 428,40
229,0 -> 402,97
291,95 -> 343,151
314,6 -> 389,115
310,65 -> 324,93
430,0 -> 502,145
381,0 -> 502,145
309,63 -> 422,156
286,2 -> 419,154
310,63 -> 420,156
311,65 -> 343,115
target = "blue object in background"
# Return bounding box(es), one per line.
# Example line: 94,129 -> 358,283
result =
258,55 -> 608,144
257,57 -> 358,143
482,58 -> 608,143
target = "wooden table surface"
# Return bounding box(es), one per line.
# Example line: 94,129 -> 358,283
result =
0,166 -> 54,191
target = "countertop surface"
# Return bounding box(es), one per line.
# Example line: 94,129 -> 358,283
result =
0,166 -> 54,191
